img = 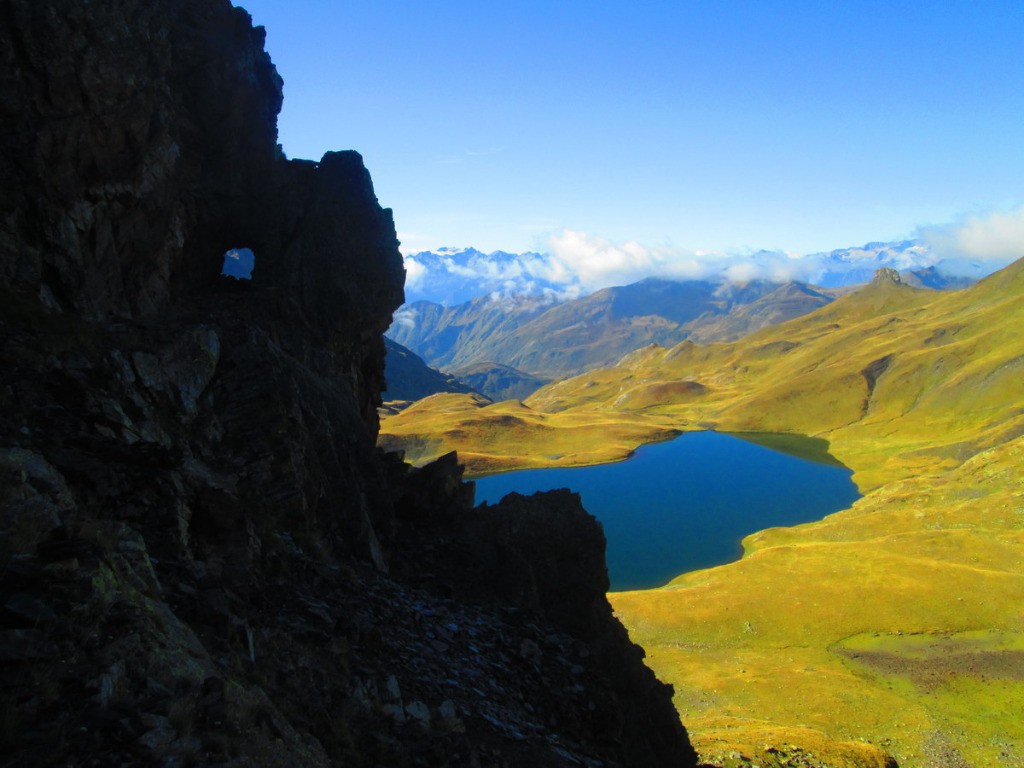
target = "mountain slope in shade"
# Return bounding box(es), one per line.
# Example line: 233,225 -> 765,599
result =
0,3 -> 698,765
383,337 -> 477,403
388,293 -> 554,371
900,265 -> 975,290
450,361 -> 552,402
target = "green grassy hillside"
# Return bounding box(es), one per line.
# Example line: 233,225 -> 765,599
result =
378,392 -> 678,477
612,433 -> 1024,768
527,264 -> 1024,491
380,260 -> 1024,766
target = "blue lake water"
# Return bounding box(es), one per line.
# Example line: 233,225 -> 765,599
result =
474,431 -> 861,591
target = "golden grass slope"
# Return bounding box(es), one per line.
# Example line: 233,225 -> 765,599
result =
612,433 -> 1024,768
380,259 -> 1024,767
378,392 -> 678,477
528,261 -> 1024,492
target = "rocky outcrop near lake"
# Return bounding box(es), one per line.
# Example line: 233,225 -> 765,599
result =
0,2 -> 695,766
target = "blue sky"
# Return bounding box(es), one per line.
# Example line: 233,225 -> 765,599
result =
237,0 -> 1024,262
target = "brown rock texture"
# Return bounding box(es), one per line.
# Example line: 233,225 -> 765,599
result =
0,1 -> 695,766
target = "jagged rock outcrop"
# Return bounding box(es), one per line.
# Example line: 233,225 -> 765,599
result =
390,484 -> 691,764
871,267 -> 902,286
0,2 -> 695,766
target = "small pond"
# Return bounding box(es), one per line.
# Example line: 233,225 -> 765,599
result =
474,431 -> 861,591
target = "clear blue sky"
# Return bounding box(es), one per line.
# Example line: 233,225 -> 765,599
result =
237,0 -> 1024,257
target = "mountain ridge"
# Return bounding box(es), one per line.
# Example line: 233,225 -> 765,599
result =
389,277 -> 842,383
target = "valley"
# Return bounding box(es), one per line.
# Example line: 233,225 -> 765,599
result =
380,261 -> 1024,767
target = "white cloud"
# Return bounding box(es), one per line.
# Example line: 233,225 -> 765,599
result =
543,230 -> 813,289
403,255 -> 426,288
723,261 -> 763,283
401,212 -> 1023,305
391,305 -> 417,329
398,231 -> 448,256
545,230 -> 711,289
918,205 -> 1024,269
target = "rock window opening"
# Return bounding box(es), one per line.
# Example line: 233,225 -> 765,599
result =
221,247 -> 255,280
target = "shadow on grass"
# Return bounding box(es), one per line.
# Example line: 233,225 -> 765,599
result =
725,431 -> 847,467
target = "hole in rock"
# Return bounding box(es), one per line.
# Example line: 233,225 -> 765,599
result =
221,247 -> 255,280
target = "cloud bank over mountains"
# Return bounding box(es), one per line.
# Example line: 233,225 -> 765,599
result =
917,204 -> 1024,274
401,247 -> 573,306
401,207 -> 1024,306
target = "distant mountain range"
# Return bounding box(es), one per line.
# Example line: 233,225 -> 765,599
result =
807,240 -> 981,287
388,241 -> 982,403
401,240 -> 985,308
402,247 -> 559,305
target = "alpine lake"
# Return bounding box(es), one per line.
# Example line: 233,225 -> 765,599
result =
474,431 -> 861,591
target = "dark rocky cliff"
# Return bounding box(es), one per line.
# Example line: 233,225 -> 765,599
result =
0,2 -> 695,766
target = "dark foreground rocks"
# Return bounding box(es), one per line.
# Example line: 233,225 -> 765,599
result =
0,1 -> 695,765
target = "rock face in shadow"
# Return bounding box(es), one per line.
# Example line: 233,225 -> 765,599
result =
390,484 -> 692,765
0,2 -> 696,766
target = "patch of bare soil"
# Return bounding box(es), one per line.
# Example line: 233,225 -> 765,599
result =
921,730 -> 972,768
836,648 -> 1024,691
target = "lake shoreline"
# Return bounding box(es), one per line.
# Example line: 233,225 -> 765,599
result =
475,431 -> 861,591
